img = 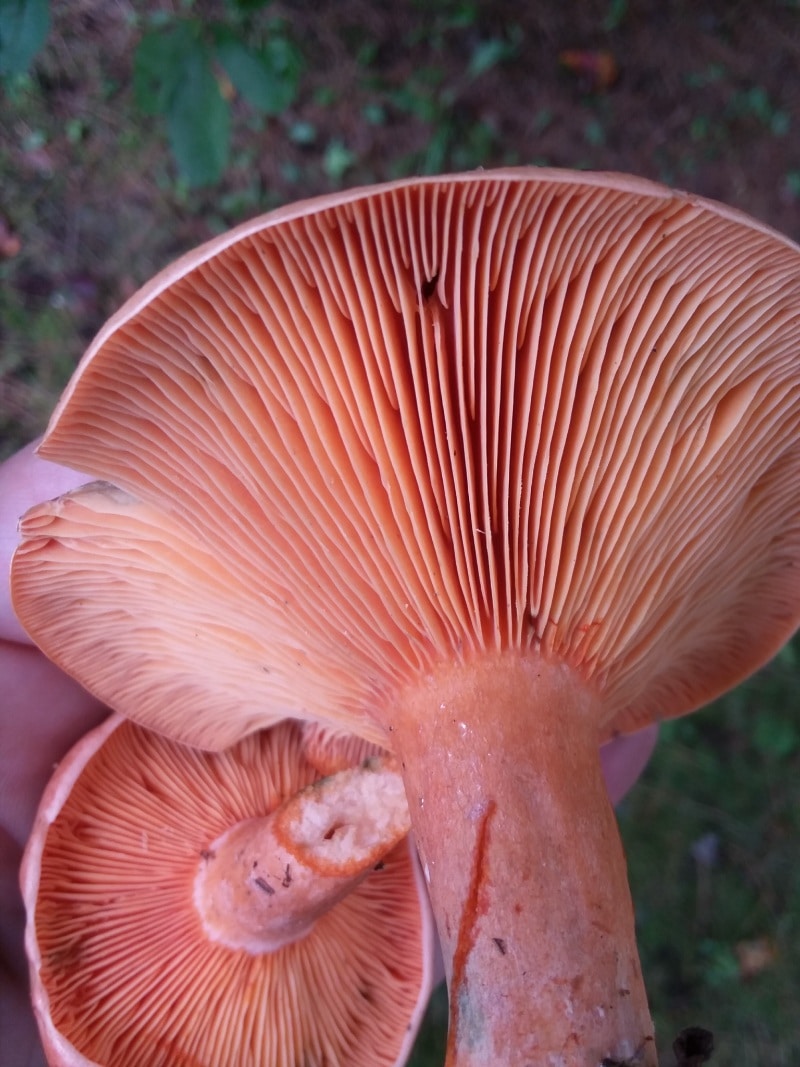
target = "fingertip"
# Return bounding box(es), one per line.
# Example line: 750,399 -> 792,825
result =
0,441 -> 91,644
601,725 -> 659,806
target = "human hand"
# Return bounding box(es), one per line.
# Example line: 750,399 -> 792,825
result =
0,440 -> 657,1065
1,441 -> 107,1067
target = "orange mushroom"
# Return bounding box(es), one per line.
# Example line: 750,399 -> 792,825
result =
11,169 -> 800,1064
22,715 -> 434,1066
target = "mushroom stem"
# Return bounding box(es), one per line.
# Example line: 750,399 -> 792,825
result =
195,755 -> 410,952
393,652 -> 658,1066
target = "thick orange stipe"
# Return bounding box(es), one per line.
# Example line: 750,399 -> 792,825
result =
396,652 -> 657,1066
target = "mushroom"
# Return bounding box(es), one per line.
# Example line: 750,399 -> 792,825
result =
22,714 -> 435,1066
11,169 -> 800,1064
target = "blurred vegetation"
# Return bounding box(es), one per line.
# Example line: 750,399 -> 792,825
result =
2,2 -> 799,1064
0,0 -> 51,78
618,639 -> 800,1066
1,1 -> 798,452
131,3 -> 305,187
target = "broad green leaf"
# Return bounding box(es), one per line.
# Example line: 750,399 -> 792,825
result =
133,21 -> 201,116
215,33 -> 302,115
0,0 -> 50,77
166,44 -> 230,187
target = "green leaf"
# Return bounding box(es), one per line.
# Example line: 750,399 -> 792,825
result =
215,33 -> 302,115
322,140 -> 355,182
134,22 -> 201,116
753,714 -> 799,760
603,0 -> 628,31
467,27 -> 521,80
288,120 -> 316,144
166,43 -> 230,187
468,38 -> 509,79
699,939 -> 740,988
0,0 -> 50,77
133,22 -> 230,186
224,0 -> 274,11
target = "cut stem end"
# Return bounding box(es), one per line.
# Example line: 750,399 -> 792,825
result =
194,756 -> 410,952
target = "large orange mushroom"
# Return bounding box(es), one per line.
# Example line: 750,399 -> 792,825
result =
11,169 -> 800,1064
22,714 -> 433,1066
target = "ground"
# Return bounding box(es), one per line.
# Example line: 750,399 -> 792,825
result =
1,2 -> 799,1065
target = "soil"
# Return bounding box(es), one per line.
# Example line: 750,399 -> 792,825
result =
1,0 -> 799,454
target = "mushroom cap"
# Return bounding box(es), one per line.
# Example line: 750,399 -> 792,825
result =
21,717 -> 434,1067
11,168 -> 800,749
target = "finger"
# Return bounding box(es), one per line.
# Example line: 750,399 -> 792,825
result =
0,642 -> 106,849
600,725 -> 659,805
0,441 -> 91,644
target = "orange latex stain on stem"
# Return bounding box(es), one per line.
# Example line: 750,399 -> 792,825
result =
445,799 -> 496,1065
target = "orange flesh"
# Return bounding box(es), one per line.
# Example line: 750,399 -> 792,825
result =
393,650 -> 657,1066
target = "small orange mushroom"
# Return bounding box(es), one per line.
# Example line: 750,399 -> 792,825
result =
22,715 -> 434,1067
12,169 -> 800,1064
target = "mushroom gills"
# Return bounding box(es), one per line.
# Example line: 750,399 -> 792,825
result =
22,717 -> 433,1067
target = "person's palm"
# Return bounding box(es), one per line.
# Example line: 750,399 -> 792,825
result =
0,441 -> 656,1066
